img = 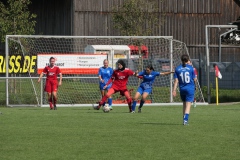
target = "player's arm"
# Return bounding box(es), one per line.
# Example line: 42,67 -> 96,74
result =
104,72 -> 115,89
172,78 -> 179,97
38,67 -> 47,83
134,70 -> 139,77
130,69 -> 136,76
160,71 -> 175,75
99,75 -> 104,83
98,68 -> 104,83
38,72 -> 44,83
58,73 -> 62,86
134,70 -> 144,79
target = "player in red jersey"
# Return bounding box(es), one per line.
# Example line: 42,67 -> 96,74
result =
38,57 -> 62,110
93,60 -> 136,112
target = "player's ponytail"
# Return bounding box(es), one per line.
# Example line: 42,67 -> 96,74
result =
181,54 -> 190,67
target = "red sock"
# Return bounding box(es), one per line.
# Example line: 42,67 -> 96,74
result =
127,98 -> 132,112
49,98 -> 53,108
98,95 -> 108,108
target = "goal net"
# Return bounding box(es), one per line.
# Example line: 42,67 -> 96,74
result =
3,36 -> 205,107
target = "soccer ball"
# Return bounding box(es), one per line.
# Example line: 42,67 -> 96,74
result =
103,104 -> 110,113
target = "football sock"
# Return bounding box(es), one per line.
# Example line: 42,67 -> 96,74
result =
183,114 -> 189,121
139,100 -> 145,108
48,97 -> 53,108
49,102 -> 53,108
132,100 -> 137,111
108,98 -> 112,106
103,102 -> 106,106
127,98 -> 132,112
99,95 -> 108,108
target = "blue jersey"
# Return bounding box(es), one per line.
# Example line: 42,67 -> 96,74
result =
138,71 -> 160,89
98,67 -> 113,85
174,64 -> 196,91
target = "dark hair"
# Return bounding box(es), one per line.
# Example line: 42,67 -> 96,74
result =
146,65 -> 154,71
181,54 -> 190,67
117,60 -> 126,71
49,57 -> 55,62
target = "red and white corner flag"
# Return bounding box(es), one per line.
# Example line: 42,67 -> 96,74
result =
214,65 -> 222,79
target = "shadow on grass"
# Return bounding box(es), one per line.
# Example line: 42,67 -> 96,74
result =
140,122 -> 181,126
85,111 -> 132,114
16,108 -> 41,110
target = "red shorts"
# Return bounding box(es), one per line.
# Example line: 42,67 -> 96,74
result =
107,87 -> 129,97
45,79 -> 58,93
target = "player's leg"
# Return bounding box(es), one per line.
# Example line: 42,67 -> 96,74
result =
45,80 -> 53,109
52,91 -> 58,110
122,90 -> 132,112
183,92 -> 194,125
52,80 -> 59,110
180,92 -> 187,124
100,83 -> 106,106
138,88 -> 151,113
131,88 -> 142,113
138,91 -> 150,113
94,88 -> 115,109
183,101 -> 187,116
106,86 -> 113,110
47,92 -> 53,110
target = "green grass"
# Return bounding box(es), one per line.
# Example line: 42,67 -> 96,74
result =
1,79 -> 240,105
0,104 -> 240,160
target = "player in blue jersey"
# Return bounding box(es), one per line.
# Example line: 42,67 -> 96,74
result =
131,65 -> 174,113
172,54 -> 197,125
98,59 -> 114,109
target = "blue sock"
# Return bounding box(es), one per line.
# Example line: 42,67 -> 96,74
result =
103,102 -> 106,106
139,100 -> 145,108
108,98 -> 112,106
132,100 -> 137,111
183,114 -> 189,121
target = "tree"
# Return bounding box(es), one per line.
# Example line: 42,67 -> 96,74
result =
111,0 -> 165,71
111,0 -> 164,36
0,0 -> 36,94
0,0 -> 36,42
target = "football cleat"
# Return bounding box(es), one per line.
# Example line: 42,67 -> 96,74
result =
109,106 -> 113,110
92,104 -> 100,110
183,120 -> 189,125
131,111 -> 135,113
138,108 -> 141,113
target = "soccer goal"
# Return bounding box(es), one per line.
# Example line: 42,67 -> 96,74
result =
3,35 -> 206,107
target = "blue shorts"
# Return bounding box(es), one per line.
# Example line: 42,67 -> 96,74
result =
180,89 -> 194,102
137,86 -> 152,95
99,83 -> 112,90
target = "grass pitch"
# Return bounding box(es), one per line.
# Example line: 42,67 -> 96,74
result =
0,104 -> 240,160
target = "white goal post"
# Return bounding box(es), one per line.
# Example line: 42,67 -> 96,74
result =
2,35 -> 206,107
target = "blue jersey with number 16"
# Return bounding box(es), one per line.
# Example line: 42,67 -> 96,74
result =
174,64 -> 196,92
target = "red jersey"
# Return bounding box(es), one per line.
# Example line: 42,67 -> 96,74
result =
111,68 -> 134,89
42,65 -> 61,80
